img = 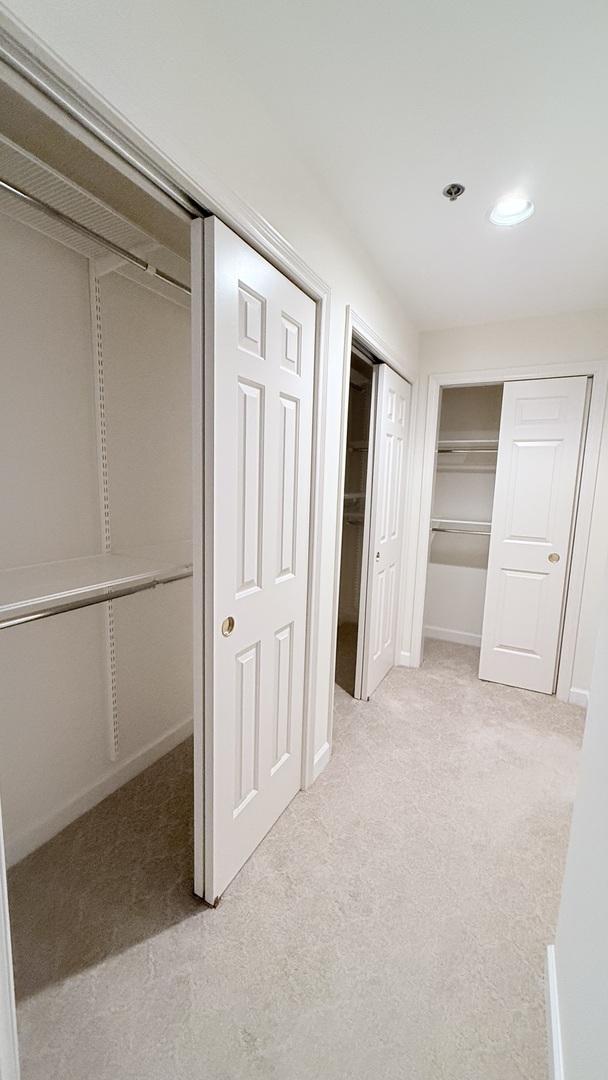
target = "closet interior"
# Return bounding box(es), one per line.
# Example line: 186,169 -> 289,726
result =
335,349 -> 374,695
423,383 -> 503,650
0,111 -> 194,870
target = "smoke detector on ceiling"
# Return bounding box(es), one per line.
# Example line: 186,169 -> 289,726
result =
442,182 -> 465,202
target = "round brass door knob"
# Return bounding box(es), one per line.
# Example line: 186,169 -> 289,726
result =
221,616 -> 235,637
548,553 -> 560,563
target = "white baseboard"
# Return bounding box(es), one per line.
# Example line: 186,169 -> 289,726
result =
568,686 -> 589,709
311,741 -> 331,783
424,625 -> 482,647
6,716 -> 193,867
546,944 -> 565,1080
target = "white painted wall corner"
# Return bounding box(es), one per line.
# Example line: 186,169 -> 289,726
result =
568,687 -> 589,709
546,944 -> 565,1080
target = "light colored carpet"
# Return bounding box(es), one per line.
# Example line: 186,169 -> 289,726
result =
8,640 -> 584,1080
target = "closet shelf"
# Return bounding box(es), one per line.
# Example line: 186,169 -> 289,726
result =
437,439 -> 498,453
344,492 -> 366,501
431,517 -> 491,536
436,440 -> 498,473
0,549 -> 193,630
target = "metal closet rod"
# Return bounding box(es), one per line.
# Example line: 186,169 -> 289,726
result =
437,448 -> 497,455
431,526 -> 490,536
0,176 -> 191,296
0,566 -> 193,631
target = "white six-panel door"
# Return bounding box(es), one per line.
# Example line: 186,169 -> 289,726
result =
361,364 -> 410,699
479,376 -> 588,694
196,218 -> 315,904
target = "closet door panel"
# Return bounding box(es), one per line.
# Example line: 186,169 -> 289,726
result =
479,376 -> 588,693
195,218 -> 315,903
360,364 -> 411,699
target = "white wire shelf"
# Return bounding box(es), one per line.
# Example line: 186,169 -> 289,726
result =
431,518 -> 491,536
436,440 -> 498,473
436,439 -> 498,453
0,548 -> 193,630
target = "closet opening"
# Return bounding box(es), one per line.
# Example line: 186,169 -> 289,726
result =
424,383 -> 502,657
421,375 -> 592,697
335,346 -> 375,696
0,95 -> 198,1054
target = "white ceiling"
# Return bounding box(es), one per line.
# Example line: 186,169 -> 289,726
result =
203,0 -> 608,329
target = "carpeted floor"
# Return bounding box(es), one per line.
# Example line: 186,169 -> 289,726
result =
8,640 -> 584,1080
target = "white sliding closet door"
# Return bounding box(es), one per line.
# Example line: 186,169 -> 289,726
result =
361,364 -> 410,699
193,217 -> 315,904
479,376 -> 588,693
0,801 -> 19,1080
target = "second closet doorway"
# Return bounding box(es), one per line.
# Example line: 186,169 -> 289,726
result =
423,376 -> 590,695
335,342 -> 411,701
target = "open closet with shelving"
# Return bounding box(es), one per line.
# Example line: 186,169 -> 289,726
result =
0,120 -> 193,866
425,384 -> 502,649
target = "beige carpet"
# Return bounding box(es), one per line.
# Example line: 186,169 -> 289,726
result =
8,640 -> 584,1080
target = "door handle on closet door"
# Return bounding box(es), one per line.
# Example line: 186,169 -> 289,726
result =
548,553 -> 560,564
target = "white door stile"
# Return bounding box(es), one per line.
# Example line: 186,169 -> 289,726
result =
191,217 -> 206,900
479,376 -> 588,694
553,378 -> 592,692
361,364 -> 411,699
198,217 -> 316,903
353,366 -> 378,700
0,800 -> 19,1080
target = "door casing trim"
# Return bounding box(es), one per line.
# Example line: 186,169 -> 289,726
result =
329,307 -> 415,718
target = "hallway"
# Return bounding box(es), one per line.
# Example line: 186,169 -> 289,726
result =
8,641 -> 583,1080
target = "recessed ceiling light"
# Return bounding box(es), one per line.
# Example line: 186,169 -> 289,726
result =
489,194 -> 535,227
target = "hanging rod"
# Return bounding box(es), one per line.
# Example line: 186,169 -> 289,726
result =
431,527 -> 490,536
437,448 -> 497,455
0,176 -> 191,296
0,566 -> 193,631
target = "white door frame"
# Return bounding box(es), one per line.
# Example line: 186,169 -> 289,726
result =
329,307 -> 415,709
0,800 -> 19,1080
408,361 -> 608,703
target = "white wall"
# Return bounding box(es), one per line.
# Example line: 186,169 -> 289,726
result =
0,214 -> 193,863
405,310 -> 608,694
0,215 -> 108,862
0,1 -> 419,766
553,563 -> 608,1079
0,214 -> 100,567
99,272 -> 193,762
